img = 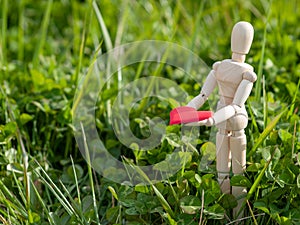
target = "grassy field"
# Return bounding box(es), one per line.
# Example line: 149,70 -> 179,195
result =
0,0 -> 300,224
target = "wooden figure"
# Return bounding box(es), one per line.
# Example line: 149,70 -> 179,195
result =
186,21 -> 257,218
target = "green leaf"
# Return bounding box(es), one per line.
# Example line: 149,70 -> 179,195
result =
278,129 -> 293,143
180,195 -> 201,214
134,184 -> 150,194
195,174 -> 202,185
120,198 -> 136,208
200,174 -> 221,205
254,201 -> 270,214
108,186 -> 118,201
271,147 -> 281,168
205,204 -> 225,219
123,158 -> 175,219
125,207 -> 140,215
177,213 -> 197,225
297,174 -> 300,188
277,168 -> 296,185
246,163 -> 261,172
219,194 -> 237,209
31,69 -> 45,87
67,164 -> 83,180
118,185 -> 134,200
153,152 -> 192,172
168,98 -> 181,108
19,113 -> 34,125
4,121 -> 17,136
6,163 -> 23,174
279,216 -> 292,225
82,195 -> 93,212
265,188 -> 286,202
261,148 -> 271,161
199,142 -> 216,171
183,171 -> 195,179
164,133 -> 181,147
155,182 -> 168,195
180,195 -> 201,206
231,175 -> 252,188
106,206 -> 121,222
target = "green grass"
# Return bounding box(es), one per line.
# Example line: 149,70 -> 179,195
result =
0,0 -> 300,224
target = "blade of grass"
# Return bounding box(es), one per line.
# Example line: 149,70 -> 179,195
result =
135,43 -> 173,115
30,179 -> 56,225
71,1 -> 81,58
246,150 -> 274,201
247,101 -> 259,134
262,75 -> 267,129
134,55 -> 148,80
247,200 -> 258,225
114,0 -> 129,112
1,86 -> 33,223
58,180 -> 86,224
151,184 -> 175,220
0,214 -> 8,225
226,213 -> 265,225
17,130 -> 32,223
123,157 -> 175,219
254,1 -> 272,101
287,78 -> 300,119
199,189 -> 204,225
168,179 -> 179,203
185,0 -> 205,78
247,147 -> 280,212
92,1 -> 113,51
73,0 -> 93,84
93,1 -> 113,125
247,108 -> 287,157
32,0 -> 53,67
71,156 -> 82,209
18,0 -> 25,61
114,0 -> 128,47
80,122 -> 101,225
1,0 -> 8,69
33,162 -> 76,217
0,180 -> 27,218
0,195 -> 23,224
71,43 -> 102,116
292,120 -> 296,158
12,172 -> 27,209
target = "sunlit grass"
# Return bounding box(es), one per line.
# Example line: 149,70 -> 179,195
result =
0,0 -> 299,224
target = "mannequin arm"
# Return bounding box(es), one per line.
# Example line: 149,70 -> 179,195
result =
211,73 -> 256,125
187,71 -> 257,126
232,71 -> 256,107
187,69 -> 217,109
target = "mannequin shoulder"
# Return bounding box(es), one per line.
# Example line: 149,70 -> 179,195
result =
212,61 -> 222,71
243,70 -> 257,82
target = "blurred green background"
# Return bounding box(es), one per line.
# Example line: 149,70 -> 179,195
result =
0,0 -> 300,224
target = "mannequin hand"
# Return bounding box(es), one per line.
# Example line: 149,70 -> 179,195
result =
185,117 -> 214,127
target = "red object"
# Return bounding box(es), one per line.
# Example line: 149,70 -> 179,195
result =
169,106 -> 213,125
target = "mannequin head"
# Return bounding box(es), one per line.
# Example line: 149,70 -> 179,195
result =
231,21 -> 254,62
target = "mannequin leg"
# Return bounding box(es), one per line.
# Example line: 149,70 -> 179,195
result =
230,129 -> 247,219
216,129 -> 231,194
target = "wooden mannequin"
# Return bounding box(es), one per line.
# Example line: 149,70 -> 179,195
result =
186,21 -> 257,218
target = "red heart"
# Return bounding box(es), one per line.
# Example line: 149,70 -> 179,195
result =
169,106 -> 213,125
